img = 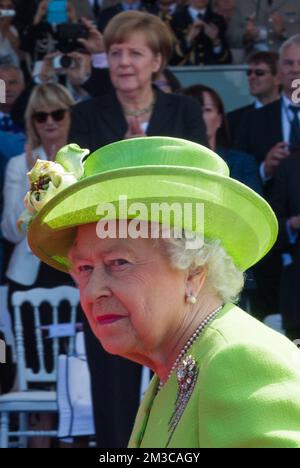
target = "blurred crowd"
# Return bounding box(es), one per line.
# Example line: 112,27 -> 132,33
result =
1,0 -> 300,448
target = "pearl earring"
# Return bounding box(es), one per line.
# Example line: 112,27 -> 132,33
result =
186,294 -> 196,305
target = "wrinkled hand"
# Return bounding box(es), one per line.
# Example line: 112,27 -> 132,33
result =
124,116 -> 145,139
77,17 -> 104,54
270,12 -> 285,36
33,0 -> 49,25
264,142 -> 290,177
66,51 -> 92,86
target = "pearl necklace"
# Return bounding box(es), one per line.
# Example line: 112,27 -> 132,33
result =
157,305 -> 223,392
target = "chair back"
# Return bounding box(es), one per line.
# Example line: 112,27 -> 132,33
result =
12,286 -> 80,390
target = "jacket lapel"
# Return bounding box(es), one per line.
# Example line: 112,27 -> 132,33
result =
271,99 -> 284,142
128,376 -> 160,447
97,91 -> 127,141
147,89 -> 175,136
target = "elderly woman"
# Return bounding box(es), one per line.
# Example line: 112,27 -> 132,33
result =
69,10 -> 207,447
70,10 -> 207,147
23,137 -> 300,448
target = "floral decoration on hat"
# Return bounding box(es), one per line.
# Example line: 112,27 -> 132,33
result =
18,144 -> 89,232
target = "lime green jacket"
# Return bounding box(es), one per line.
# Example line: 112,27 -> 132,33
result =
128,304 -> 300,448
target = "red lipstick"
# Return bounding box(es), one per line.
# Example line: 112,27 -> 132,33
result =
96,314 -> 125,325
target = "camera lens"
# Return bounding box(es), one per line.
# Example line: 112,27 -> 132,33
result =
59,55 -> 72,68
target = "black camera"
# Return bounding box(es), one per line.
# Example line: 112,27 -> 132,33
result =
57,23 -> 89,41
56,22 -> 89,53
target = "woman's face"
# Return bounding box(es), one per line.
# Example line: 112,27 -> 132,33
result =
69,222 -> 188,363
201,91 -> 222,142
0,0 -> 15,27
107,31 -> 162,95
33,105 -> 71,146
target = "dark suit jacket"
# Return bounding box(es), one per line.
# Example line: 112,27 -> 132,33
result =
234,99 -> 284,317
69,88 -> 208,151
227,104 -> 255,146
235,99 -> 283,165
271,156 -> 300,330
217,147 -> 262,195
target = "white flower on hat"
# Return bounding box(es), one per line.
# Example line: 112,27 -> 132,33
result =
18,143 -> 89,232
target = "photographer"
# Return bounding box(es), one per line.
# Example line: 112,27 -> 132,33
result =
170,0 -> 232,65
34,50 -> 93,102
10,18 -> 113,129
19,0 -> 77,66
0,0 -> 22,66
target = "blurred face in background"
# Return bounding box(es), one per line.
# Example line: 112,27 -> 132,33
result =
201,91 -> 222,148
0,0 -> 15,13
279,44 -> 300,98
32,106 -> 71,147
0,68 -> 24,110
107,31 -> 162,96
213,0 -> 235,23
247,62 -> 279,99
0,0 -> 15,27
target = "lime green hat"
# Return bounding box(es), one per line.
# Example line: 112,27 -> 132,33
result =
25,137 -> 278,273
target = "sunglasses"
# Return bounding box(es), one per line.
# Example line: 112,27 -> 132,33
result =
32,109 -> 68,124
246,69 -> 270,77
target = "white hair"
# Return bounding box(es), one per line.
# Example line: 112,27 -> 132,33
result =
279,34 -> 300,60
160,233 -> 244,304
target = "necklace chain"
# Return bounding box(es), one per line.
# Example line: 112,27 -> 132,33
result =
123,96 -> 156,117
157,305 -> 223,392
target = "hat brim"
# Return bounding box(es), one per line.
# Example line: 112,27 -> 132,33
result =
28,164 -> 278,273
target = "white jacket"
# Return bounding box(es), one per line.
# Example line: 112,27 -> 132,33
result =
1,147 -> 47,285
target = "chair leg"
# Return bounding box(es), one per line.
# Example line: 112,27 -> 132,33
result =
19,412 -> 28,448
0,412 -> 9,448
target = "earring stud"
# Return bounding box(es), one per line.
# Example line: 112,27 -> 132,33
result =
186,294 -> 196,305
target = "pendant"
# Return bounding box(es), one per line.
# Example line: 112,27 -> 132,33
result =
167,355 -> 199,440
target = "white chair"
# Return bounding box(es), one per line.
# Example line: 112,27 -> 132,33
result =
0,286 -> 80,448
57,332 -> 95,439
0,285 -> 15,358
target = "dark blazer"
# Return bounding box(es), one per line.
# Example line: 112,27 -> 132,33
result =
271,156 -> 300,330
227,104 -> 255,146
218,147 -> 262,195
235,99 -> 283,165
170,5 -> 232,65
234,99 -> 284,318
69,88 -> 208,151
